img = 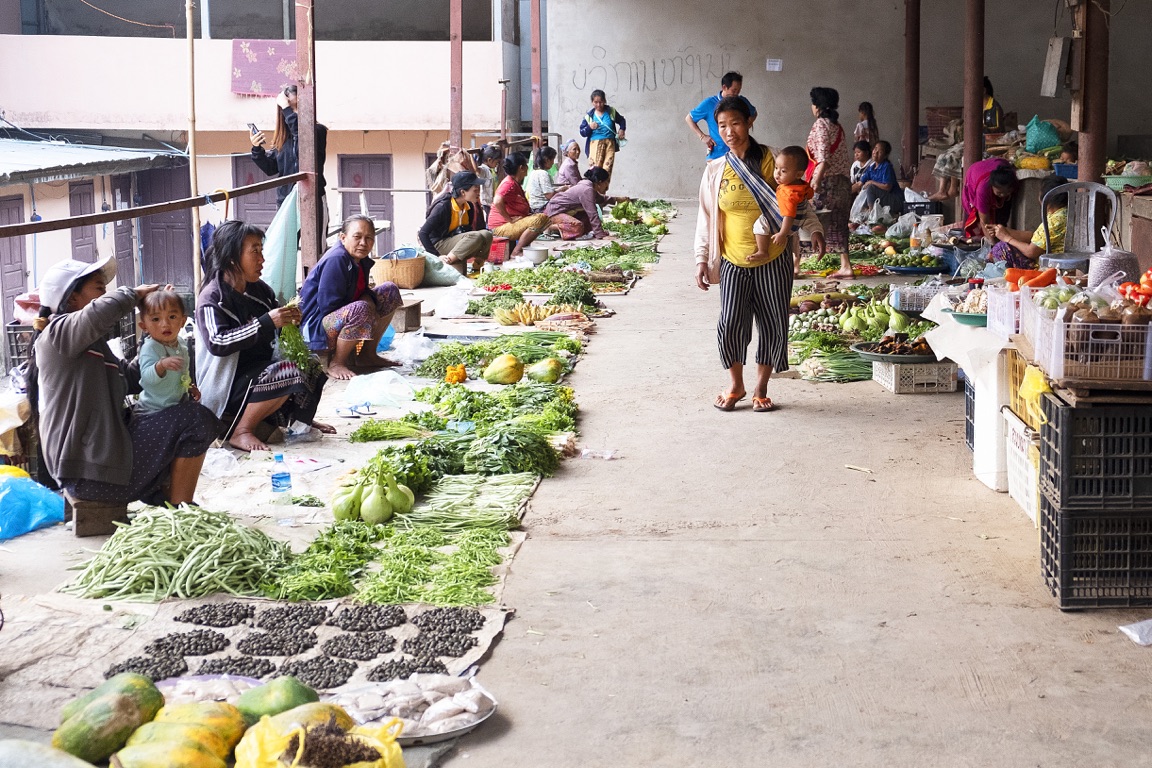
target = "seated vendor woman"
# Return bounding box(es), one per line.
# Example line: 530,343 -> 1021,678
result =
987,177 -> 1068,269
32,256 -> 217,514
488,153 -> 557,259
418,171 -> 493,275
196,220 -> 334,453
299,215 -> 403,381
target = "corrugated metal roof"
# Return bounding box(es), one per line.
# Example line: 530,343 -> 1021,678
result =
0,138 -> 185,186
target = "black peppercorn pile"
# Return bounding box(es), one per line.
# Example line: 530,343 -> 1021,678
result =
366,656 -> 448,682
402,632 -> 478,658
321,632 -> 397,661
174,602 -> 255,628
237,629 -> 318,657
146,630 -> 230,657
258,605 -> 330,631
411,607 -> 485,633
280,655 -> 358,690
328,605 -> 407,632
197,656 -> 277,678
105,654 -> 188,681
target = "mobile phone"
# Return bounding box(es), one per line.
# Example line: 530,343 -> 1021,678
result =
248,123 -> 259,135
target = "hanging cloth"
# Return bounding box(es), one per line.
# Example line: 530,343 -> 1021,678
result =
725,149 -> 784,234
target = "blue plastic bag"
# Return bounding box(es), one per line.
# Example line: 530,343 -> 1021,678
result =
0,476 -> 65,541
377,324 -> 396,352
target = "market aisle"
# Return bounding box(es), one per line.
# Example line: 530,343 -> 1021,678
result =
450,204 -> 1152,767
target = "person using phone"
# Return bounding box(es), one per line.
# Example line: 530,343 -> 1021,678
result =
248,86 -> 329,238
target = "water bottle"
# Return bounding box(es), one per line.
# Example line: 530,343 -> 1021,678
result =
270,453 -> 292,504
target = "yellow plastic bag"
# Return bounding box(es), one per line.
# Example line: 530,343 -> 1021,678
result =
233,715 -> 405,768
1018,364 -> 1052,426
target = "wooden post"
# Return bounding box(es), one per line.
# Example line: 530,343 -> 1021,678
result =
450,0 -> 463,150
1078,0 -> 1109,183
295,0 -> 320,267
530,0 -> 542,143
186,0 -> 202,291
962,0 -> 985,172
902,0 -> 921,178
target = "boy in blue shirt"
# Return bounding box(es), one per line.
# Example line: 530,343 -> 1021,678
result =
856,140 -> 904,215
685,72 -> 757,161
137,289 -> 198,412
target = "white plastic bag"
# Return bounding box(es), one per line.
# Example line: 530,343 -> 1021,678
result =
200,448 -> 241,479
885,211 -> 919,238
866,200 -> 892,226
904,187 -> 930,204
434,282 -> 474,319
344,370 -> 416,408
1119,618 -> 1152,646
849,190 -> 869,224
392,329 -> 436,366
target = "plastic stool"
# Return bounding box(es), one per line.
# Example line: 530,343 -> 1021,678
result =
489,236 -> 513,264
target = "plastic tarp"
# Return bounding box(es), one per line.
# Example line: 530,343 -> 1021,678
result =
262,186 -> 301,304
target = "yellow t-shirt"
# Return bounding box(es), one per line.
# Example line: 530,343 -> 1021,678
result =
717,153 -> 787,267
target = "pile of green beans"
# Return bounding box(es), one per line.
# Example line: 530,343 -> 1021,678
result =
61,505 -> 291,601
395,473 -> 536,533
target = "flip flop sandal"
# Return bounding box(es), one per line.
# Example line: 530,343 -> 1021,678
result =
351,402 -> 377,417
713,392 -> 746,412
752,396 -> 775,412
335,406 -> 361,419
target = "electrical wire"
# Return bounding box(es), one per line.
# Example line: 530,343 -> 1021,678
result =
0,115 -> 56,143
75,0 -> 176,37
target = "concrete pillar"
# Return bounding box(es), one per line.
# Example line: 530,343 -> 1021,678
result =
902,0 -> 921,178
450,0 -> 463,150
963,0 -> 985,172
1078,0 -> 1109,182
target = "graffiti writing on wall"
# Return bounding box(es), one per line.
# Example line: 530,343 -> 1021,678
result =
569,46 -> 733,94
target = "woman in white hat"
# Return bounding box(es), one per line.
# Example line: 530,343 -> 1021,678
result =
30,256 -> 217,530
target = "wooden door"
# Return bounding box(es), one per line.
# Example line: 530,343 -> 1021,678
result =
0,195 -> 28,338
232,155 -> 280,230
339,155 -> 394,254
137,166 -> 194,292
111,175 -> 136,287
69,180 -> 97,262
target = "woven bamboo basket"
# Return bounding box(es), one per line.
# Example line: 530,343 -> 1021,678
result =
372,250 -> 426,289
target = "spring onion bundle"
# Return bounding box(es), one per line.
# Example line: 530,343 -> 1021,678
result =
348,419 -> 431,443
797,351 -> 874,383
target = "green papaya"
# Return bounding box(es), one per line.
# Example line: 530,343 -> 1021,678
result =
526,357 -> 565,384
53,693 -> 149,763
59,673 -> 163,725
235,675 -> 319,726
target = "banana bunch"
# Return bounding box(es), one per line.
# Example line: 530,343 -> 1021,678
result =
494,303 -> 583,326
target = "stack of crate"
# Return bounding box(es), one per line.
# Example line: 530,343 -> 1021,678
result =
1038,393 -> 1152,609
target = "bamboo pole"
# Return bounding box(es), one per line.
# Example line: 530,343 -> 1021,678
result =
187,0 -> 202,291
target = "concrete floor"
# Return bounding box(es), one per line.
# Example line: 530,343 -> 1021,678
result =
444,206 -> 1152,767
4,206 -> 1152,766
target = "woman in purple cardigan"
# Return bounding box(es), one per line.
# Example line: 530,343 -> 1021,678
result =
299,215 -> 403,380
544,167 -> 613,240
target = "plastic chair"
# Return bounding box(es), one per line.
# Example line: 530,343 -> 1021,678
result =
1038,181 -> 1117,271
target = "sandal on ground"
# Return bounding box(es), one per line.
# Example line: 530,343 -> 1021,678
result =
752,396 -> 775,412
713,391 -> 746,412
335,407 -> 361,419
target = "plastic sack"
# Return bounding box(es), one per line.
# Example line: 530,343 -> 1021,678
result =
849,190 -> 870,223
200,448 -> 241,479
391,329 -> 436,367
885,211 -> 919,239
0,475 -> 65,541
1019,364 -> 1053,427
263,185 -> 301,304
904,188 -> 930,204
866,200 -> 892,226
434,286 -> 473,319
235,715 -> 403,768
1119,619 -> 1152,646
422,254 -> 464,287
1025,115 -> 1061,154
344,369 -> 416,408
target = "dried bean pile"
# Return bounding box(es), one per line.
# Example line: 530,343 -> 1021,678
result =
280,656 -> 358,690
146,630 -> 230,657
411,607 -> 485,633
366,657 -> 448,682
105,654 -> 188,681
175,602 -> 255,628
328,605 -> 407,632
237,629 -> 318,657
320,632 -> 397,661
402,632 -> 478,658
197,656 -> 277,678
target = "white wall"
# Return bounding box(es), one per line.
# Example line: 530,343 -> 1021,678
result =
0,37 -> 513,131
547,0 -> 1152,198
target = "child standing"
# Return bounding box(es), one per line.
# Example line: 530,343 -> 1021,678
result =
854,102 -> 879,145
138,289 -> 198,412
750,146 -> 813,261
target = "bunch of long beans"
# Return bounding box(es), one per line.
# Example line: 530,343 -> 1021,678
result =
394,474 -> 536,533
62,505 -> 291,601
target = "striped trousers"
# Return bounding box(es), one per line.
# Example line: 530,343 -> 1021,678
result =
717,254 -> 793,371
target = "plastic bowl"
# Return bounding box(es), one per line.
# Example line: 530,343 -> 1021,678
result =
940,308 -> 988,327
522,247 -> 550,265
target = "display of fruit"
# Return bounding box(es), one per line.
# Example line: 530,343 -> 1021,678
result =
482,354 -> 525,384
152,702 -> 247,754
493,302 -> 583,326
53,675 -> 165,764
884,252 -> 943,268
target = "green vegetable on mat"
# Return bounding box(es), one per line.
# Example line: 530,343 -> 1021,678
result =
797,351 -> 874,383
348,419 -> 430,443
395,473 -> 535,533
276,298 -> 320,374
61,505 -> 291,601
290,494 -> 325,507
464,422 -> 559,477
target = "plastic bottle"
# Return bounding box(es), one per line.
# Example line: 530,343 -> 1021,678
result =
270,453 -> 292,504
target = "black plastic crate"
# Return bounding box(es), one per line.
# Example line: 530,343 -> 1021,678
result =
1039,393 -> 1152,511
1040,492 -> 1152,609
963,377 -> 975,452
906,201 -> 943,217
5,322 -> 33,370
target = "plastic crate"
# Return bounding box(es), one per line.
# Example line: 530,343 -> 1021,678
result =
872,360 -> 958,394
986,284 -> 1019,342
1018,287 -> 1057,367
1038,393 -> 1152,511
888,284 -> 963,313
5,322 -> 33,369
1104,175 -> 1152,191
963,377 -> 975,452
1053,163 -> 1077,180
1041,317 -> 1152,382
1005,408 -> 1040,526
1005,347 -> 1042,432
1040,493 -> 1152,609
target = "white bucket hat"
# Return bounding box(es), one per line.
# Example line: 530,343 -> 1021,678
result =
38,256 -> 117,312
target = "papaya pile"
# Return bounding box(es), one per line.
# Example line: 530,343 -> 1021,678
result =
53,673 -> 164,764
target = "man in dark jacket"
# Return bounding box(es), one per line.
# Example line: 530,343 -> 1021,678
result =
418,171 -> 493,275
